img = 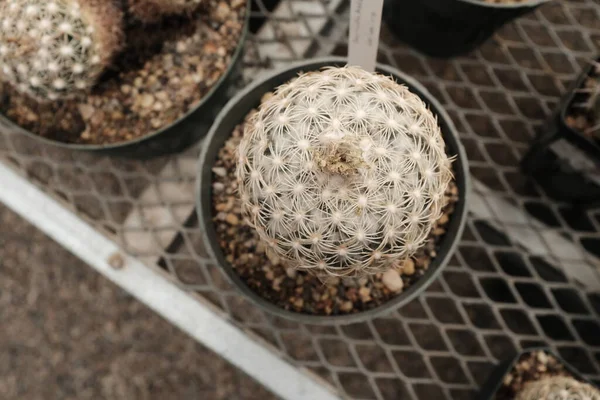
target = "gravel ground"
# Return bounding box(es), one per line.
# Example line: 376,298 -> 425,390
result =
0,204 -> 278,400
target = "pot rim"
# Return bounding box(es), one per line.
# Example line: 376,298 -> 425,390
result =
457,0 -> 552,8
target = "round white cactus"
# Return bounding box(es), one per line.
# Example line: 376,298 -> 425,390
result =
127,0 -> 203,23
517,376 -> 600,400
237,66 -> 453,278
0,0 -> 123,101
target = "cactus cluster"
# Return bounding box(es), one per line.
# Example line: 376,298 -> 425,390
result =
127,0 -> 204,23
237,66 -> 453,278
0,0 -> 123,101
0,0 -> 206,101
517,376 -> 600,400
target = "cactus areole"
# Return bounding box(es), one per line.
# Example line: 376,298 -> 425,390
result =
0,0 -> 123,101
517,376 -> 600,400
237,66 -> 453,278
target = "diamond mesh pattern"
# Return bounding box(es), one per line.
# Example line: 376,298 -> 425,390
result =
1,1 -> 600,399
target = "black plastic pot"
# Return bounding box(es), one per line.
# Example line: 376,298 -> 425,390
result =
0,1 -> 250,159
197,57 -> 470,325
382,0 -> 551,58
479,347 -> 598,400
522,58 -> 600,207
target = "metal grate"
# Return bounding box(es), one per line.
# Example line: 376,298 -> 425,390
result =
1,1 -> 600,399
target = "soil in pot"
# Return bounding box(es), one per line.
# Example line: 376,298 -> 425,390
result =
565,63 -> 600,145
0,0 -> 246,145
494,350 -> 586,400
210,111 -> 459,316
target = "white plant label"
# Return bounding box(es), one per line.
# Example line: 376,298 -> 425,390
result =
348,0 -> 384,73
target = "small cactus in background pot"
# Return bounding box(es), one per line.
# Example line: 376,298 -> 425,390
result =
127,0 -> 204,23
517,376 -> 600,400
0,0 -> 123,101
237,66 -> 453,278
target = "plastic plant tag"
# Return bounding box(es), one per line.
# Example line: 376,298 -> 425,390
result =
348,0 -> 384,73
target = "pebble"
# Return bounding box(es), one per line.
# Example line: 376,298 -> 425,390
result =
358,286 -> 372,302
77,104 -> 94,120
342,278 -> 357,288
265,269 -> 274,280
225,213 -> 239,225
266,249 -> 280,265
156,91 -> 169,102
403,259 -> 415,276
382,269 -> 404,292
176,42 -> 187,53
153,101 -> 164,111
141,94 -> 155,108
286,267 -> 297,279
273,277 -> 284,291
536,351 -> 548,364
212,167 -> 227,177
215,198 -> 233,211
25,110 -> 38,122
212,182 -> 225,193
340,301 -> 353,312
111,111 -> 124,120
438,214 -> 449,225
150,118 -> 162,129
324,276 -> 340,286
215,2 -> 231,22
433,227 -> 446,236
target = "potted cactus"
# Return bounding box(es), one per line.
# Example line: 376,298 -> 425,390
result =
197,57 -> 469,324
480,348 -> 600,400
383,0 -> 552,58
522,58 -> 600,207
0,0 -> 249,157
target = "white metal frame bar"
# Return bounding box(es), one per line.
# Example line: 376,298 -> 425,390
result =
0,161 -> 340,400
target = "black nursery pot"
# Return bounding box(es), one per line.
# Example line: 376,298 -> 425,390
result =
0,1 -> 250,159
197,57 -> 471,324
382,0 -> 551,58
479,347 -> 598,400
522,58 -> 600,207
